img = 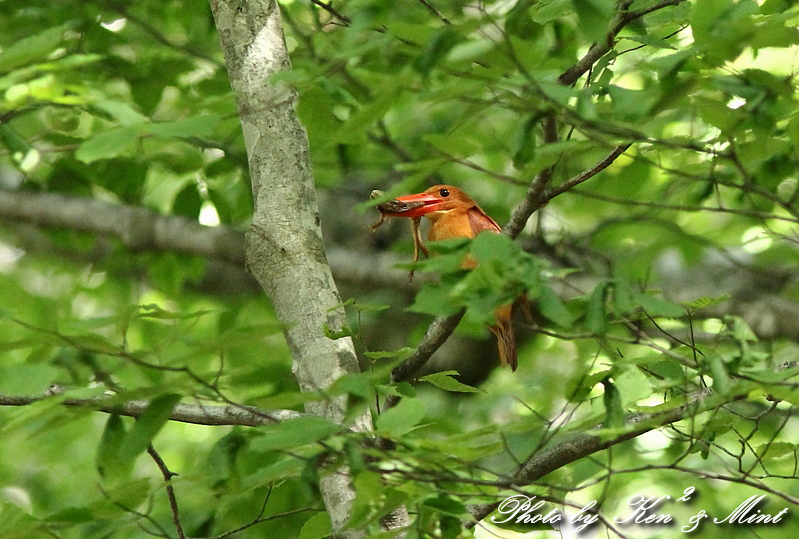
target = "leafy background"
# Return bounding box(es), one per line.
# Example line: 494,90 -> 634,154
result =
2,0 -> 799,537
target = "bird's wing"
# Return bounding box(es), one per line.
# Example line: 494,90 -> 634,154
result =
467,206 -> 502,236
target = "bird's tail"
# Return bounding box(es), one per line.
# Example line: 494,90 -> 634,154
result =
490,305 -> 517,371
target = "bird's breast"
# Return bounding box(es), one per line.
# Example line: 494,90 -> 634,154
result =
427,211 -> 475,242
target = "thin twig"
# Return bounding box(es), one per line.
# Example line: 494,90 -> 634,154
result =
417,0 -> 450,24
309,0 -> 351,25
0,391 -> 301,426
543,143 -> 632,200
384,309 -> 466,410
100,484 -> 172,538
147,445 -> 185,539
502,116 -> 559,239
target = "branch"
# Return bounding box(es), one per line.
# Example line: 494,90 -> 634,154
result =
416,0 -> 450,24
0,188 -> 418,294
466,387 -> 747,524
384,310 -> 466,409
0,189 -> 245,265
501,0 -> 687,241
309,0 -> 351,25
558,0 -> 688,87
0,391 -> 302,426
543,143 -> 632,200
503,116 -> 559,239
147,445 -> 186,539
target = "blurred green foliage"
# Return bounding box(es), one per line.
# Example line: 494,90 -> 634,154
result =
1,0 -> 799,537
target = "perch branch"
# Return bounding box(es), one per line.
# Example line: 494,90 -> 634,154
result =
0,391 -> 301,426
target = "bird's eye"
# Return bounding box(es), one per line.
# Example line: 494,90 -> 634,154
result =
439,188 -> 450,197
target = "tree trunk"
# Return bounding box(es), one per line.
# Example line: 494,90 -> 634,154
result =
209,1 -> 372,535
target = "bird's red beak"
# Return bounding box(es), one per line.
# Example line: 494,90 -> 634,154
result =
384,193 -> 442,218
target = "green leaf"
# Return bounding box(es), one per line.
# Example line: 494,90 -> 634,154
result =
615,366 -> 653,407
602,379 -> 624,428
584,282 -> 608,334
117,394 -> 182,463
731,317 -> 758,342
0,363 -> 60,396
447,39 -> 495,63
408,282 -> 462,317
608,86 -> 657,120
97,414 -> 128,479
145,115 -> 220,138
420,370 -> 483,393
788,114 -> 799,150
706,353 -> 731,396
330,372 -> 372,399
0,124 -> 32,155
101,477 -> 151,508
323,322 -> 356,340
337,93 -> 398,144
471,233 -> 519,265
250,417 -> 340,452
350,301 -> 391,312
299,512 -> 332,539
63,332 -> 121,355
415,28 -> 460,74
363,347 -> 414,360
44,507 -> 95,524
76,127 -> 139,163
423,494 -> 469,517
613,279 -> 637,315
634,292 -> 684,318
0,26 -> 64,72
538,285 -> 575,326
172,181 -> 203,219
572,0 -> 614,42
376,398 -> 426,436
756,442 -> 796,461
93,100 -> 149,126
511,116 -> 538,169
206,429 -> 247,487
533,0 -> 572,24
695,97 -> 745,133
566,369 -> 610,402
648,359 -> 685,381
297,87 -> 340,148
424,132 -> 480,158
683,294 -> 730,309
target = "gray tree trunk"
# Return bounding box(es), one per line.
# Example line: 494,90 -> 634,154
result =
209,1 -> 372,535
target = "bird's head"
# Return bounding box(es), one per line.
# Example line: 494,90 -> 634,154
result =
383,185 -> 476,218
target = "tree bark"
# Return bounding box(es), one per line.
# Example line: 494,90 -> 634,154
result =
208,1 -> 374,535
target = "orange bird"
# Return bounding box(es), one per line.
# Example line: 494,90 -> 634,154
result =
382,185 -> 519,371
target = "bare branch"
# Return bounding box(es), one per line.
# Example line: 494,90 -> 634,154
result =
0,391 -> 302,426
0,188 -> 419,293
385,310 -> 466,409
503,116 -> 559,239
558,0 -> 688,87
0,189 -> 244,265
147,445 -> 186,539
310,0 -> 351,25
543,143 -> 632,200
417,0 -> 450,24
466,387 -> 746,524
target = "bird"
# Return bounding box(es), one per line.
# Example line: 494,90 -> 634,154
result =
379,184 -> 520,371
